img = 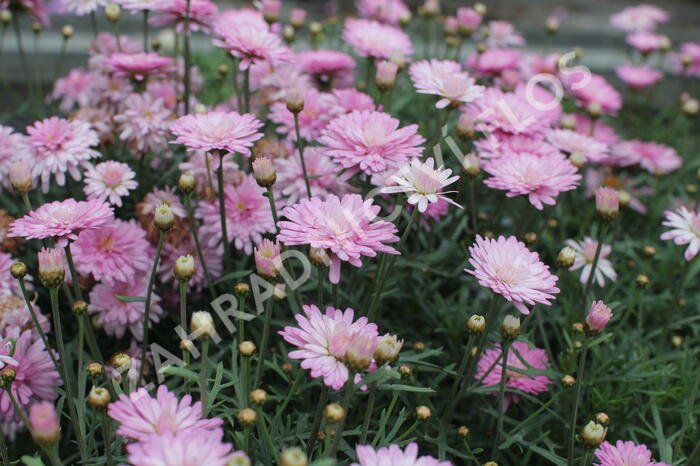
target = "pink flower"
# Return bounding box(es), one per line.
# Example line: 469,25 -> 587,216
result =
26,117 -> 100,192
319,110 -> 425,176
178,151 -> 242,196
342,18 -> 413,60
10,199 -> 114,247
88,276 -> 163,340
408,59 -> 484,108
50,69 -> 96,112
475,133 -> 560,160
213,24 -> 293,71
108,385 -> 222,442
610,5 -> 669,32
114,93 -> 172,154
467,48 -> 521,76
569,74 -> 622,115
357,0 -> 410,25
572,114 -> 619,145
546,129 -> 609,163
595,187 -> 620,219
586,300 -> 613,335
660,206 -> 700,261
278,194 -> 399,284
37,247 -> 66,287
150,0 -> 218,34
483,20 -> 526,48
298,50 -> 356,89
584,169 -> 650,214
671,42 -> 700,77
83,161 -> 138,207
105,52 -> 175,82
0,340 -> 17,370
466,235 -> 560,314
269,88 -> 339,141
330,88 -> 376,114
626,31 -> 668,54
279,305 -> 379,390
381,158 -> 461,212
457,7 -> 482,34
141,187 -> 188,219
594,440 -> 669,466
0,293 -> 50,341
28,401 -> 60,445
475,341 -> 552,410
0,0 -> 50,26
158,233 -> 223,291
127,428 -> 232,466
119,0 -> 162,13
483,153 -> 581,210
352,443 -> 453,466
613,140 -> 681,174
71,218 -> 151,284
197,175 -> 274,255
0,125 -> 31,192
171,111 -> 263,156
615,64 -> 663,90
254,238 -> 282,280
565,237 -> 617,287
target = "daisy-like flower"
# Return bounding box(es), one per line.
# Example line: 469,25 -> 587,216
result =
342,18 -> 413,60
127,428 -> 232,466
26,117 -> 100,192
615,64 -> 663,91
0,126 -> 31,192
83,161 -> 138,207
10,199 -> 114,247
381,158 -> 461,213
483,153 -> 581,210
475,133 -> 560,160
565,237 -> 617,287
0,0 -> 50,26
119,0 -> 161,12
279,304 -> 379,390
59,0 -> 107,16
197,174 -> 274,255
278,194 -> 399,284
626,31 -> 668,55
170,111 -> 263,156
150,0 -> 218,34
475,341 -> 552,411
357,0 -> 410,25
594,440 -> 669,466
568,73 -> 622,115
467,48 -> 521,76
319,110 -> 425,176
483,20 -> 526,48
297,50 -> 356,89
351,443 -> 452,466
610,4 -> 669,32
88,276 -> 163,340
660,206 -> 700,261
466,235 -> 560,314
572,114 -> 620,145
50,69 -> 96,112
213,25 -> 293,71
408,59 -> 484,108
612,140 -> 681,174
0,294 -> 50,340
105,52 -> 175,82
671,42 -> 700,77
71,218 -> 151,284
546,129 -> 609,163
108,385 -> 223,442
269,88 -> 339,141
114,93 -> 172,154
330,88 -> 376,114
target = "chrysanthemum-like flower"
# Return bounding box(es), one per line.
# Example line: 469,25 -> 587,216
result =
150,0 -> 218,34
114,93 -> 172,154
670,42 -> 700,77
108,385 -> 223,442
213,24 -> 293,71
466,235 -> 560,314
331,88 -> 376,114
10,199 -> 114,248
119,0 -> 161,12
357,0 -> 410,25
626,31 -> 668,54
483,20 -> 526,48
26,117 -> 100,192
59,0 -> 107,15
278,194 -> 399,284
342,18 -> 413,60
88,276 -> 163,340
71,218 -> 151,284
279,305 -> 379,390
170,111 -> 264,156
475,133 -> 560,160
660,206 -> 700,261
572,114 -> 620,145
0,125 -> 31,192
0,293 -> 50,340
466,48 -> 521,76
319,110 -> 425,176
615,64 -> 663,90
0,0 -> 50,26
269,88 -> 339,141
546,129 -> 609,163
408,59 -> 484,108
197,174 -> 274,255
83,161 -> 138,207
475,341 -> 552,410
50,69 -> 96,112
381,158 -> 461,212
351,443 -> 453,466
106,52 -> 175,82
613,140 -> 681,174
483,153 -> 581,210
610,4 -> 669,32
569,74 -> 622,115
565,237 -> 617,287
127,428 -> 232,466
594,440 -> 669,466
298,50 -> 356,89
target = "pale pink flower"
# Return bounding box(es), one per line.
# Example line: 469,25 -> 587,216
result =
119,0 -> 162,12
0,125 -> 31,192
357,0 -> 410,25
612,140 -> 681,174
72,108 -> 115,140
28,401 -> 60,445
586,300 -> 613,335
0,0 -> 50,26
213,24 -> 293,71
258,64 -> 313,101
572,114 -> 620,145
466,48 -> 521,76
279,305 -> 379,390
170,111 -> 263,156
408,59 -> 484,108
565,237 -> 617,287
466,235 -> 560,314
298,50 -> 356,89
519,52 -> 560,79
212,8 -> 268,36
106,52 -> 175,82
568,74 -> 622,115
0,293 -> 50,340
83,161 -> 138,207
596,187 -> 620,219
10,199 -> 114,247
352,443 -> 452,466
108,385 -> 222,442
483,20 -> 526,48
610,4 -> 669,32
483,153 -> 580,210
141,187 -> 188,219
330,88 -> 376,114
26,117 -> 100,192
381,158 -> 461,212
546,129 -> 609,163
127,428 -> 232,466
50,69 -> 96,112
584,169 -> 651,215
616,64 -> 663,90
269,88 -> 339,141
626,31 -> 668,54
475,133 -> 560,160
594,440 -> 669,466
660,206 -> 700,261
114,93 -> 172,154
0,340 -> 17,371
457,7 -> 482,34
670,42 -> 700,77
150,0 -> 218,33
59,0 -> 107,15
254,238 -> 282,280
278,194 -> 399,284
319,110 -> 425,176
342,18 -> 413,60
475,341 -> 552,410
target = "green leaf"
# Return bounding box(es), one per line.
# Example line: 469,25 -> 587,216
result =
159,365 -> 199,382
115,295 -> 146,303
22,456 -> 46,466
309,459 -> 336,466
213,270 -> 252,285
378,384 -> 435,393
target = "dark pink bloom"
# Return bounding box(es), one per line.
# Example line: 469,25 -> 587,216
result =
105,52 -> 175,82
298,50 -> 356,89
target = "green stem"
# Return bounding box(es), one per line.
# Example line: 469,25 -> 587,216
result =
580,225 -> 608,317
257,407 -> 277,462
329,374 -> 355,458
101,411 -> 113,466
184,194 -> 216,301
16,278 -> 59,372
216,152 -> 232,272
492,341 -> 512,462
12,18 -> 31,104
567,339 -> 590,466
293,112 -> 312,198
274,368 -> 303,423
179,281 -> 187,330
306,386 -> 329,455
659,259 -> 690,348
183,0 -> 192,115
63,245 -> 83,301
53,36 -> 68,83
253,297 -> 274,388
372,390 -> 400,446
317,268 -> 324,309
509,390 -> 564,434
394,419 -> 420,443
137,231 -> 165,386
689,438 -> 700,465
243,68 -> 250,113
6,387 -> 30,431
0,426 -> 9,466
468,178 -> 478,233
442,334 -> 475,423
359,382 -> 378,444
90,11 -> 98,37
76,314 -> 87,456
21,192 -> 32,213
266,186 -> 280,233
674,366 -> 700,456
238,295 -> 246,342
199,340 -> 210,416
231,57 -> 242,111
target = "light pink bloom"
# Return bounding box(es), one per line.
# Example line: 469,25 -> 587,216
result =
409,59 -> 484,108
0,340 -> 17,370
171,111 -> 263,156
0,293 -> 50,341
671,42 -> 700,77
475,341 -> 552,410
88,276 -> 163,340
213,24 -> 293,71
572,114 -> 620,145
519,52 -> 560,79
342,18 -> 413,60
616,64 -> 663,90
584,169 -> 650,215
596,187 -> 620,219
298,50 -> 356,89
613,140 -> 681,174
546,129 -> 609,163
483,20 -> 526,48
610,4 -> 669,32
382,158 -> 461,212
0,0 -> 50,26
568,74 -> 622,115
59,0 -> 107,15
83,161 -> 138,207
466,235 -> 560,314
127,428 -> 232,466
475,133 -> 560,160
319,110 -> 425,176
660,206 -> 700,261
279,305 -> 379,390
565,237 -> 617,287
141,187 -> 188,219
0,125 -> 31,192
466,48 -> 521,76
330,88 -> 376,114
119,0 -> 162,12
278,194 -> 399,284
10,199 -> 114,247
50,69 -> 96,112
269,88 -> 339,141
212,8 -> 268,36
26,117 -> 100,192
254,238 -> 282,280
457,7 -> 482,34
114,93 -> 172,154
626,31 -> 667,54
106,52 -> 175,82
594,440 -> 669,466
352,443 -> 453,466
150,0 -> 218,33
586,300 -> 613,335
28,401 -> 60,445
108,385 -> 222,442
357,0 -> 410,25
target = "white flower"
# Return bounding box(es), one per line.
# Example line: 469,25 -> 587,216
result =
409,59 -> 485,109
381,158 -> 461,213
565,237 -> 617,287
660,206 -> 700,261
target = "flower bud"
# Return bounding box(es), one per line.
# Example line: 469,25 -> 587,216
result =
10,162 -> 33,193
389,51 -> 406,71
595,412 -> 610,426
398,364 -> 413,377
344,332 -> 377,372
280,447 -> 307,466
581,421 -> 607,447
524,232 -> 537,245
595,187 -> 619,222
228,452 -> 252,466
500,315 -> 521,340
561,375 -> 575,387
416,405 -> 431,420
38,248 -> 65,288
457,7 -> 481,36
586,101 -> 602,119
483,462 -> 498,466
545,16 -> 560,35
474,3 -> 487,16
10,261 -> 27,279
238,408 -> 257,427
86,362 -> 104,378
642,245 -> 656,257
1,367 -> 16,384
585,300 -> 612,336
234,283 -> 250,296
180,339 -> 194,352
568,151 -> 586,169
249,389 -> 268,406
254,239 -> 282,281
324,403 -> 345,423
286,89 -> 304,113
682,98 -> 699,118
239,341 -> 256,357
572,322 -> 584,333
309,248 -> 330,267
88,386 -> 111,409
174,255 -> 196,282
191,311 -> 216,340
178,171 -> 196,193
461,152 -> 480,177
636,274 -> 649,289
457,425 -> 469,437
252,157 -> 276,188
290,8 -> 306,29
376,61 -> 398,92
556,246 -> 576,269
560,114 -> 577,130
29,402 -> 60,446
456,113 -> 475,139
422,0 -> 440,17
154,203 -> 175,231
309,21 -> 323,39
283,24 -> 295,43
262,0 -> 281,24
467,314 -> 486,335
672,335 -> 683,347
0,10 -> 12,24
443,16 -> 458,36
72,300 -> 88,315
105,4 -> 120,22
111,352 -> 132,373
374,334 -> 403,366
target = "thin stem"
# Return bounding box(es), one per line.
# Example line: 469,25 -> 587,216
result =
183,0 -> 192,115
293,113 -> 312,198
216,152 -> 232,272
179,281 -> 187,330
101,411 -> 113,466
253,297 -> 274,388
7,387 -> 30,431
509,390 -> 564,434
199,340 -> 210,416
372,390 -> 400,446
63,245 -> 83,301
659,259 -> 690,348
274,369 -> 303,423
243,68 -> 251,113
359,381 -> 378,444
143,10 -> 149,51
21,192 -> 32,213
306,386 -> 329,456
689,438 -> 700,465
492,341 -> 512,462
237,294 -> 246,342
674,365 -> 700,455
394,419 -> 420,443
580,225 -> 608,317
442,334 -> 475,422
231,57 -> 242,111
567,339 -> 590,466
137,231 -> 165,386
329,374 -> 355,458
90,11 -> 98,37
468,178 -> 478,233
257,407 -> 277,462
12,18 -> 31,103
266,186 -> 280,233
184,194 -> 216,301
0,426 -> 9,466
52,37 -> 68,84
16,278 -> 59,372
317,268 -> 324,308
76,314 -> 87,457
203,151 -> 216,197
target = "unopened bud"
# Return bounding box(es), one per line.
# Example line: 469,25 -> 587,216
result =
324,403 -> 345,423
111,352 -> 132,373
374,334 -> 403,366
398,364 -> 413,377
238,408 -> 257,427
467,315 -> 486,335
461,153 -> 480,176
191,311 -> 216,340
234,283 -> 250,296
1,367 -> 16,383
252,157 -> 276,187
682,98 -> 699,118
309,248 -> 330,267
501,315 -> 521,340
581,421 -> 607,447
586,102 -> 602,119
474,3 -> 487,16
672,335 -> 683,347
249,389 -> 268,406
376,61 -> 398,92
286,89 -> 304,113
595,187 -> 619,222
389,51 -> 406,71
572,322 -> 584,333
280,447 -> 307,466
636,274 -> 649,289
545,17 -> 559,35
88,386 -> 111,409
61,24 -> 74,39
178,171 -> 196,193
154,203 -> 174,231
72,300 -> 88,315
524,232 -> 537,245
642,245 -> 656,257
412,342 -> 425,352
557,247 -> 576,269
569,151 -> 586,169
86,362 -> 104,378
10,262 -> 27,279
289,8 -> 306,29
416,405 -> 431,420
239,341 -> 256,357
562,375 -> 575,387
174,255 -> 196,282
457,425 -> 470,437
456,113 -> 475,139
10,162 -> 33,193
105,4 -> 120,22
0,10 -> 12,24
283,24 -> 295,43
